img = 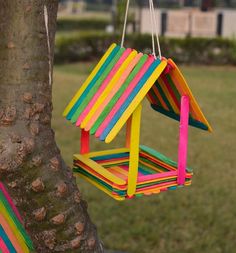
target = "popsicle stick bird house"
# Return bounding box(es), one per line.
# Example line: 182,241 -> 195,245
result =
63,0 -> 212,201
63,43 -> 212,201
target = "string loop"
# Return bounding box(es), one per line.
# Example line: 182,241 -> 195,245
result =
120,0 -> 162,59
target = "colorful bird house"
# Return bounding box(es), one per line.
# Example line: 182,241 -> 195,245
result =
63,43 -> 212,201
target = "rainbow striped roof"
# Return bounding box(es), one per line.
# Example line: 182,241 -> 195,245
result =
63,43 -> 212,143
149,59 -> 212,132
0,183 -> 34,253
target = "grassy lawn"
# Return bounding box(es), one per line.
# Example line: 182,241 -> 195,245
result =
53,63 -> 236,253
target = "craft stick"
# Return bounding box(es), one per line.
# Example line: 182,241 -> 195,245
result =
74,163 -> 128,191
139,160 -> 165,173
164,67 -> 200,121
137,170 -> 177,183
177,95 -> 189,185
158,77 -> 180,114
70,47 -> 126,123
0,225 -> 16,253
0,204 -> 29,253
108,167 -> 127,180
146,91 -> 155,105
125,117 -> 132,148
135,181 -> 178,193
140,145 -> 178,167
169,59 -> 212,132
80,129 -> 90,154
75,148 -> 129,159
75,154 -> 126,185
84,52 -> 143,131
96,55 -> 154,138
161,74 -> 181,110
63,43 -> 117,117
151,103 -> 208,131
139,154 -> 176,172
127,103 -> 142,196
105,60 -> 167,143
153,79 -> 173,111
168,60 -> 202,121
91,54 -> 148,135
147,87 -> 162,107
0,192 -> 32,251
75,161 -> 119,185
0,215 -> 23,253
0,236 -> 10,253
111,166 -> 128,178
100,59 -> 164,141
90,159 -> 128,165
0,183 -> 23,224
151,85 -> 169,110
77,174 -> 125,201
79,49 -> 137,128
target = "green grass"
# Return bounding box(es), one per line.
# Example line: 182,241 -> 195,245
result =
53,63 -> 236,253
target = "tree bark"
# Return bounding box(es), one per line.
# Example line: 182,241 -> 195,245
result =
0,1 -> 103,252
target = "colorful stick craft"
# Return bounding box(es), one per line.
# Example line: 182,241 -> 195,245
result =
63,0 -> 212,201
0,183 -> 34,252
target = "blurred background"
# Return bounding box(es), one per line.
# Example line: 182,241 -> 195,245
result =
53,1 -> 236,253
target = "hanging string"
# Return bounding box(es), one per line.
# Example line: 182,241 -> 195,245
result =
149,0 -> 156,59
150,0 -> 162,59
120,0 -> 162,59
121,0 -> 130,48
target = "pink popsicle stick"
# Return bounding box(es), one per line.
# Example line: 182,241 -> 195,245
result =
0,237 -> 10,253
95,55 -> 155,137
85,53 -> 143,131
76,48 -> 132,127
135,181 -> 178,193
137,170 -> 178,183
0,183 -> 23,224
177,95 -> 189,185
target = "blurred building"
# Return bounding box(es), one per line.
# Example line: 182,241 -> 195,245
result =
138,7 -> 236,38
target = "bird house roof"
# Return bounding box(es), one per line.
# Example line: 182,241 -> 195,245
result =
63,43 -> 212,143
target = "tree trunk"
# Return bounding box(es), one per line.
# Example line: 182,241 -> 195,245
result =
0,1 -> 103,252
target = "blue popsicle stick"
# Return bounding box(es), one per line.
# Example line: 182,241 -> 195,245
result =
100,58 -> 161,141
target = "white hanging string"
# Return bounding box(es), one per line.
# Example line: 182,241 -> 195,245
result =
149,0 -> 156,59
121,0 -> 130,48
120,0 -> 162,59
150,0 -> 162,59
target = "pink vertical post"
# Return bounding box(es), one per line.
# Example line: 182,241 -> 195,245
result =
177,95 -> 190,185
80,129 -> 90,154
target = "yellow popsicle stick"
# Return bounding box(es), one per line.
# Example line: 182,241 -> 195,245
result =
63,43 -> 117,116
111,166 -> 129,177
169,59 -> 213,132
76,174 -> 125,201
80,50 -> 138,128
97,159 -> 129,166
0,203 -> 29,253
105,60 -> 167,143
127,103 -> 142,196
74,154 -> 126,185
74,148 -> 129,159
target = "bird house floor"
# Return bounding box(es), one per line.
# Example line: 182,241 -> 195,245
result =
73,145 -> 193,200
